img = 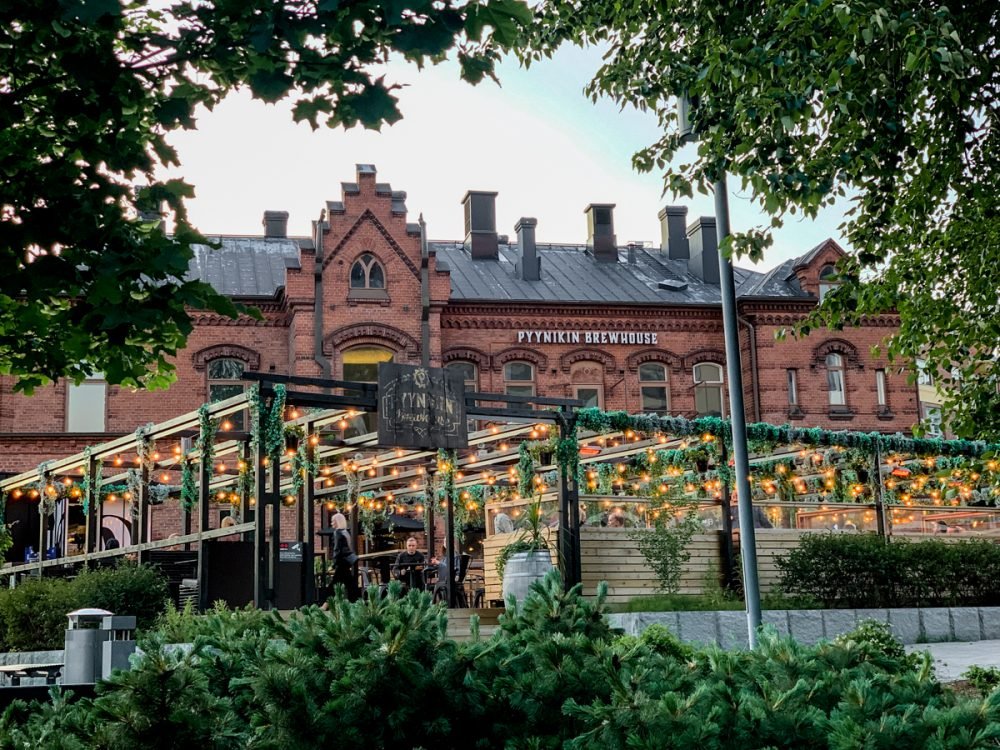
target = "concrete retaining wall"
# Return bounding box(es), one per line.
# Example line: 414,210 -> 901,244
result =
607,607 -> 1000,649
0,650 -> 64,686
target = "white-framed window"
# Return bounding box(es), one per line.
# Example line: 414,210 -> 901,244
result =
875,369 -> 888,408
207,358 -> 246,430
826,353 -> 846,406
504,361 -> 535,397
921,404 -> 943,437
818,264 -> 838,301
349,253 -> 386,289
638,362 -> 669,414
916,358 -> 934,386
787,369 -> 799,406
67,376 -> 106,432
693,363 -> 724,417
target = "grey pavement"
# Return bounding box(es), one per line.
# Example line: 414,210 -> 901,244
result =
906,640 -> 1000,682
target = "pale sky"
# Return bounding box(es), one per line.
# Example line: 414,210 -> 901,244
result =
164,45 -> 848,271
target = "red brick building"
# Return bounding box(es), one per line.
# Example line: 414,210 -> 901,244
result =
0,164 -> 916,475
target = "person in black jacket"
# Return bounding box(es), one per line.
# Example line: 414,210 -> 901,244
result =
331,512 -> 360,601
391,536 -> 426,591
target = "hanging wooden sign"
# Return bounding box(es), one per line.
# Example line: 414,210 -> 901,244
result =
377,363 -> 468,449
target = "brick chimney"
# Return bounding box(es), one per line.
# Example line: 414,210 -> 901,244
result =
585,203 -> 617,262
687,217 -> 719,284
262,210 -> 289,239
659,206 -> 689,260
515,217 -> 540,281
462,190 -> 499,260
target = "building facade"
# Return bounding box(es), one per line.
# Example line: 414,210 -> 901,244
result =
0,164 -> 919,474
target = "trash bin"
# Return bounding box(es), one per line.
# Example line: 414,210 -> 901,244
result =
63,608 -> 112,685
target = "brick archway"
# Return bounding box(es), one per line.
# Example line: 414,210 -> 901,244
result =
192,344 -> 261,372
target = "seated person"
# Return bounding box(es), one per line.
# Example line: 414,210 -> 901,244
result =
391,536 -> 426,589
494,512 -> 515,534
607,509 -> 626,528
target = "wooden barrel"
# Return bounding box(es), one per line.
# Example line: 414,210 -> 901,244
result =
501,550 -> 554,604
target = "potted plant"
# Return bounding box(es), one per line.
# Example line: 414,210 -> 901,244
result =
687,447 -> 712,473
497,496 -> 554,604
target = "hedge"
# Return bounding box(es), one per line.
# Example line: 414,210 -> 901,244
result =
777,533 -> 1000,608
0,563 -> 169,651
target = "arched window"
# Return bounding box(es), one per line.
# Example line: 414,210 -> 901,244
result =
504,361 -> 535,397
693,363 -> 724,417
638,363 -> 669,414
826,352 -> 846,406
818,264 -> 838,301
208,358 -> 246,430
349,253 -> 386,289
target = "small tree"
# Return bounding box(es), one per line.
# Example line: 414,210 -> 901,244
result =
631,510 -> 701,594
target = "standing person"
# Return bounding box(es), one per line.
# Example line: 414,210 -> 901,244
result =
391,536 -> 426,591
331,512 -> 360,601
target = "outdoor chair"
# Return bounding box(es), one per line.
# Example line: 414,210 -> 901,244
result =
359,567 -> 388,601
427,554 -> 472,607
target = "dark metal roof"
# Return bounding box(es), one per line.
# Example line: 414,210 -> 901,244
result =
188,237 -> 301,298
431,241 -> 809,306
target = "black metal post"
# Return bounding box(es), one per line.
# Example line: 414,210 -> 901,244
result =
717,442 -> 738,591
714,173 -> 763,647
269,439 -> 281,610
445,467 -> 456,608
254,388 -> 271,608
303,421 -> 317,604
84,455 -> 99,558
136,462 -> 149,565
872,443 -> 888,537
240,441 -> 252,542
557,411 -> 581,590
197,452 -> 211,612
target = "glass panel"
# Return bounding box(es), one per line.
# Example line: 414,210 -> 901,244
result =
445,361 -> 477,383
207,358 -> 244,379
506,385 -> 535,397
694,363 -> 722,384
640,386 -> 668,413
876,370 -> 887,406
67,381 -> 107,432
350,261 -> 367,288
575,387 -> 600,409
343,347 -> 393,385
695,385 -> 723,416
638,363 -> 666,382
368,263 -> 385,289
827,369 -> 845,405
504,362 -> 533,381
825,353 -> 843,368
787,369 -> 798,405
209,383 -> 244,403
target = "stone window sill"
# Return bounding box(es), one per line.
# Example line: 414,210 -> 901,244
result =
788,407 -> 805,421
828,408 -> 855,421
347,289 -> 390,306
876,409 -> 895,421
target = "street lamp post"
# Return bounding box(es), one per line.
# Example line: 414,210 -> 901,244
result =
680,95 -> 763,647
713,175 -> 763,648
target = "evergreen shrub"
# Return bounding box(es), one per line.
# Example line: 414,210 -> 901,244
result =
777,534 -> 1000,608
4,573 -> 1000,749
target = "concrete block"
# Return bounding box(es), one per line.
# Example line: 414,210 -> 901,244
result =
887,609 -> 920,645
761,610 -> 790,638
950,607 -> 981,642
605,613 -> 629,634
788,610 -> 824,646
822,610 -> 858,641
677,611 -> 720,646
855,609 -> 888,625
920,608 -> 952,642
644,612 -> 680,637
980,608 -> 1000,640
718,611 -> 750,650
